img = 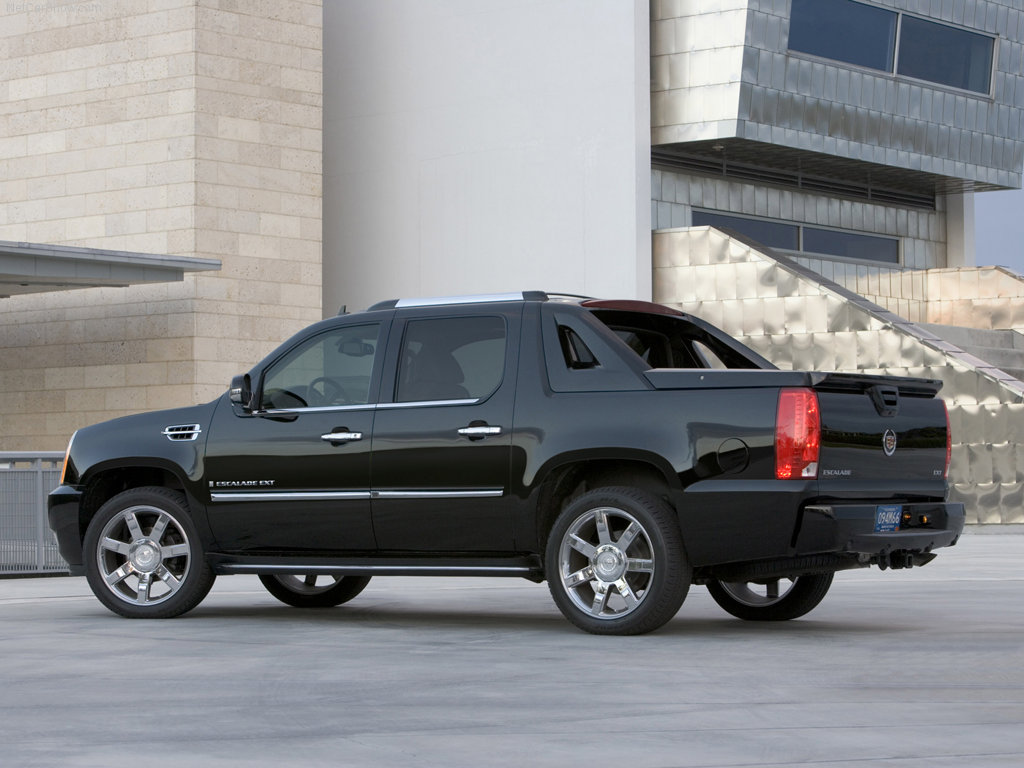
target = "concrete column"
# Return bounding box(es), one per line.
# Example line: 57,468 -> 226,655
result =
946,192 -> 977,268
323,0 -> 652,313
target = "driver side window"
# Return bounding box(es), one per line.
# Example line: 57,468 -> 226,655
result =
260,323 -> 381,410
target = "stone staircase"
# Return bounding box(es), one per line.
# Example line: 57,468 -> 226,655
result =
653,226 -> 1024,524
916,323 -> 1024,383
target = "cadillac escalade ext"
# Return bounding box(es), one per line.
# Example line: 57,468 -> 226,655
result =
48,292 -> 964,634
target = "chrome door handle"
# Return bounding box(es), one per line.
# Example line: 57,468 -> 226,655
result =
457,425 -> 502,438
321,431 -> 363,443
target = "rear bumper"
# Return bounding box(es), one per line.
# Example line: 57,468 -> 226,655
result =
47,485 -> 85,575
795,501 -> 965,557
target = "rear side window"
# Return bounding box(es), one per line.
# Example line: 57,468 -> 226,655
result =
611,327 -> 672,368
396,316 -> 506,402
588,309 -> 769,370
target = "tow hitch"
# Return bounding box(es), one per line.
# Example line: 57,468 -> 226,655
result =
876,550 -> 937,570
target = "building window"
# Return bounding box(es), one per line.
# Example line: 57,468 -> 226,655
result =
897,16 -> 994,94
802,227 -> 899,264
693,210 -> 900,265
788,0 -> 896,73
690,212 -> 799,251
788,0 -> 995,96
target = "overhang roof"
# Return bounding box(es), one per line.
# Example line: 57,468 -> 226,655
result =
0,240 -> 221,298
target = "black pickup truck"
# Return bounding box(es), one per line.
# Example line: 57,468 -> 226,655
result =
49,292 -> 964,634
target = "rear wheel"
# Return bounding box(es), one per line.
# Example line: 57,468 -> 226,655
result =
83,487 -> 215,618
259,574 -> 371,608
545,486 -> 690,635
706,573 -> 834,621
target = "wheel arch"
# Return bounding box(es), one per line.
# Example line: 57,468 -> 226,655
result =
531,454 -> 681,561
78,461 -> 192,544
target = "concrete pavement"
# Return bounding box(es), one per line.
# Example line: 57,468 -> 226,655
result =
1,530 -> 1022,768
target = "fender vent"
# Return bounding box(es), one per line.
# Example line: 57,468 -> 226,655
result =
162,424 -> 202,441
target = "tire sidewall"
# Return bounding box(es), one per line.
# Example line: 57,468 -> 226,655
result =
83,486 -> 215,619
545,486 -> 690,635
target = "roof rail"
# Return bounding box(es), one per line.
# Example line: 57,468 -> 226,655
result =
368,291 -> 550,311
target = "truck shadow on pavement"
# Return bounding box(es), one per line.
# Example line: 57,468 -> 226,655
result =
166,599 -> 923,638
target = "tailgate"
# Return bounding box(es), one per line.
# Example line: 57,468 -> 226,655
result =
814,373 -> 949,498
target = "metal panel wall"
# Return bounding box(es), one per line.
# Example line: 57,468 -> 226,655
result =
652,167 -> 947,268
0,453 -> 67,574
653,227 -> 1024,524
652,0 -> 1024,189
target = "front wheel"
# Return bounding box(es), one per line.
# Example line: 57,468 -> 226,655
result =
706,573 -> 834,621
83,487 -> 215,618
259,574 -> 371,608
545,486 -> 690,635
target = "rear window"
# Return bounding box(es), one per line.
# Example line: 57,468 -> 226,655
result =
587,309 -> 769,370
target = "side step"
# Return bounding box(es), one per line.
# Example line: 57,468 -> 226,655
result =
209,553 -> 545,581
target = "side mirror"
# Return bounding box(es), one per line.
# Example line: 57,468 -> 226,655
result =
229,374 -> 253,411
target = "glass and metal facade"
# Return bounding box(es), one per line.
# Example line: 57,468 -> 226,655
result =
651,0 -> 1024,275
789,0 -> 996,96
652,0 -> 1024,194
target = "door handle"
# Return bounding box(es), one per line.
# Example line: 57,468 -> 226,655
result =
457,425 -> 502,438
321,431 -> 363,443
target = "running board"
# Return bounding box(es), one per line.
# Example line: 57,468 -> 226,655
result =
210,554 -> 544,581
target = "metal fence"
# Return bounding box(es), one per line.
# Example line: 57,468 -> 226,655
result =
0,452 -> 68,575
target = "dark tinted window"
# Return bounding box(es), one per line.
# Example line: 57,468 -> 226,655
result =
692,211 -> 799,251
898,16 -> 993,94
611,327 -> 672,368
558,326 -> 599,369
788,0 -> 896,72
591,310 -> 769,370
803,227 -> 899,263
396,316 -> 506,402
261,323 -> 381,409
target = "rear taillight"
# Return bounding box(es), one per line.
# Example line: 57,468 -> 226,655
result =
943,401 -> 951,479
775,388 -> 820,480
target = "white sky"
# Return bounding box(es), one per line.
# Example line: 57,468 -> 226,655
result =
974,188 -> 1024,275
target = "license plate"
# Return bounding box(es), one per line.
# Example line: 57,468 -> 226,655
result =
874,504 -> 902,533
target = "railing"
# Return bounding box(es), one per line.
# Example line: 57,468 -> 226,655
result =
0,452 -> 68,575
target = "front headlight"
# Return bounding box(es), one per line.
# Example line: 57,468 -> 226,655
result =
59,431 -> 77,485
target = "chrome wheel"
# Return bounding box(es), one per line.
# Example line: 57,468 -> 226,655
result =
259,573 -> 371,608
707,573 -> 834,621
94,504 -> 193,607
272,574 -> 343,595
557,505 -> 656,620
717,578 -> 797,607
546,487 -> 690,635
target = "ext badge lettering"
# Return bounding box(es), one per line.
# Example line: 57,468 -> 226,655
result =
882,429 -> 897,456
210,480 -> 276,488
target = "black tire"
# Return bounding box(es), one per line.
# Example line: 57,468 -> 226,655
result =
706,573 -> 834,621
258,574 -> 371,608
545,486 -> 690,635
83,487 -> 215,619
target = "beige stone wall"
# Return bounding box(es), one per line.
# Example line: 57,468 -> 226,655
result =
0,0 -> 323,451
